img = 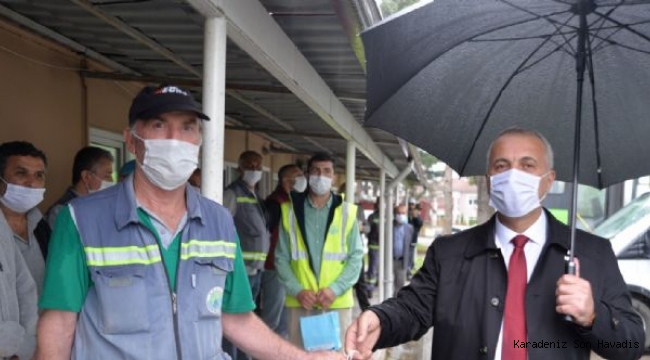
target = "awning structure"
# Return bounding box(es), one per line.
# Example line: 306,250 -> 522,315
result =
0,0 -> 408,178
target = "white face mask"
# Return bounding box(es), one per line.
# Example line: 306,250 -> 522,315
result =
309,175 -> 332,196
396,214 -> 408,224
0,178 -> 45,213
132,132 -> 199,191
293,175 -> 307,192
242,170 -> 263,187
489,169 -> 547,218
89,180 -> 115,194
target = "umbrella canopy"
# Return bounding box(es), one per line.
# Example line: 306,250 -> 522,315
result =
362,0 -> 650,189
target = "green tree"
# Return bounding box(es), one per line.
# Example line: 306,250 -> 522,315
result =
380,0 -> 421,17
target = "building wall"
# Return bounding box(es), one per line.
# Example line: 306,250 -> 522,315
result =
0,19 -> 300,211
0,20 -> 147,211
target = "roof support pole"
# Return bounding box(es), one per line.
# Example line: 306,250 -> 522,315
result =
383,162 -> 413,299
186,0 -> 399,178
346,140 -> 356,203
201,16 -> 227,203
378,168 -> 386,302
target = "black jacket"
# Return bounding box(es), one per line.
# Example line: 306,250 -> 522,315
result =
371,210 -> 645,360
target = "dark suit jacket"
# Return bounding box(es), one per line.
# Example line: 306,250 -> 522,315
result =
371,210 -> 645,360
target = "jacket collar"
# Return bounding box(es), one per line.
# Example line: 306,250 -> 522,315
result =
464,208 -> 570,259
115,174 -> 204,230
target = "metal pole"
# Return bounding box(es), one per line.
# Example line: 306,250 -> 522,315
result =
201,16 -> 227,203
568,0 -> 589,275
378,169 -> 386,302
565,0 -> 589,321
346,141 -> 356,203
385,190 -> 395,298
383,161 -> 414,299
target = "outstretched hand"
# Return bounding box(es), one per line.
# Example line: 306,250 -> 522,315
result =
344,311 -> 382,360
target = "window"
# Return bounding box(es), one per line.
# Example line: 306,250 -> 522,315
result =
89,128 -> 131,181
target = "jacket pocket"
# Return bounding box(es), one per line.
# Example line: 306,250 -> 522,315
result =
93,266 -> 150,334
193,258 -> 231,319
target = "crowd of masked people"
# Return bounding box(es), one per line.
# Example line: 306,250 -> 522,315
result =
2,84 -> 644,360
0,131 -> 369,359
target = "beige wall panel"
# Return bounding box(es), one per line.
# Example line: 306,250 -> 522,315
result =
87,79 -> 140,133
223,129 -> 245,164
0,21 -> 84,211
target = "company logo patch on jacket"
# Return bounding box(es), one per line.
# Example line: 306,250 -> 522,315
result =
206,286 -> 224,314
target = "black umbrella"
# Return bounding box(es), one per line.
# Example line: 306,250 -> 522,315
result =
362,0 -> 650,282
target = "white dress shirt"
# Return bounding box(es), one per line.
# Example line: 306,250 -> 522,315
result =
493,210 -> 548,360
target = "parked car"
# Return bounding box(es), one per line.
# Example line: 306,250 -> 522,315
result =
592,192 -> 650,349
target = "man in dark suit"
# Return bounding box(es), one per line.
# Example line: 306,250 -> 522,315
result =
344,128 -> 645,360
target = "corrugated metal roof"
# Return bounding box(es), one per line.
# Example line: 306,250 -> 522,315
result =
0,0 -> 409,177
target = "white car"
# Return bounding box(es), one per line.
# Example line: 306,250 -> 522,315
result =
593,192 -> 650,349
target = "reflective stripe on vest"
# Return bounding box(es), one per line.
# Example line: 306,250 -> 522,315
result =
85,245 -> 162,266
180,240 -> 236,260
287,204 -> 348,262
242,252 -> 267,261
281,200 -> 356,308
288,208 -> 308,261
236,196 -> 258,204
228,182 -> 269,271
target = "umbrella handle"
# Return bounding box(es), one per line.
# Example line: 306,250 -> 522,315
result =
563,259 -> 577,322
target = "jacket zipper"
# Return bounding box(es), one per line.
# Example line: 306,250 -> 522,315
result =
153,233 -> 183,360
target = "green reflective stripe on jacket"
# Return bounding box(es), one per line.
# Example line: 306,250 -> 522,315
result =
84,245 -> 162,266
236,197 -> 258,204
242,252 -> 267,261
368,244 -> 380,250
180,240 -> 237,260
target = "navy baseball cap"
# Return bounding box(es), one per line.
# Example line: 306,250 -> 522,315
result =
128,85 -> 210,125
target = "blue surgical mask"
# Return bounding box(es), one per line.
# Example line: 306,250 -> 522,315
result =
396,214 -> 408,224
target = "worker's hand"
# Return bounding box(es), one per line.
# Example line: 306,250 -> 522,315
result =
345,311 -> 382,360
304,350 -> 347,360
296,290 -> 319,310
317,288 -> 336,310
556,258 -> 595,327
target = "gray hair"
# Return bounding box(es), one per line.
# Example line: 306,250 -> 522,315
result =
486,128 -> 554,170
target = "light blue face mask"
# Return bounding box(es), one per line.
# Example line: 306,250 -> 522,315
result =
396,214 -> 408,224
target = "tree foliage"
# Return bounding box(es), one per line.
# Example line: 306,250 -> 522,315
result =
420,149 -> 437,168
380,0 -> 421,17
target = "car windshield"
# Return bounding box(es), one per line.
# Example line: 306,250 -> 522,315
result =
593,192 -> 650,239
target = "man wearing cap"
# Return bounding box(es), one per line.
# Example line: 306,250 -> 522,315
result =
35,85 -> 345,360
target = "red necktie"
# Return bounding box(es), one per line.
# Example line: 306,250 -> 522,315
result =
502,235 -> 528,360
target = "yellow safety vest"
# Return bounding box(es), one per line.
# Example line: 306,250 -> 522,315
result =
280,199 -> 357,309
